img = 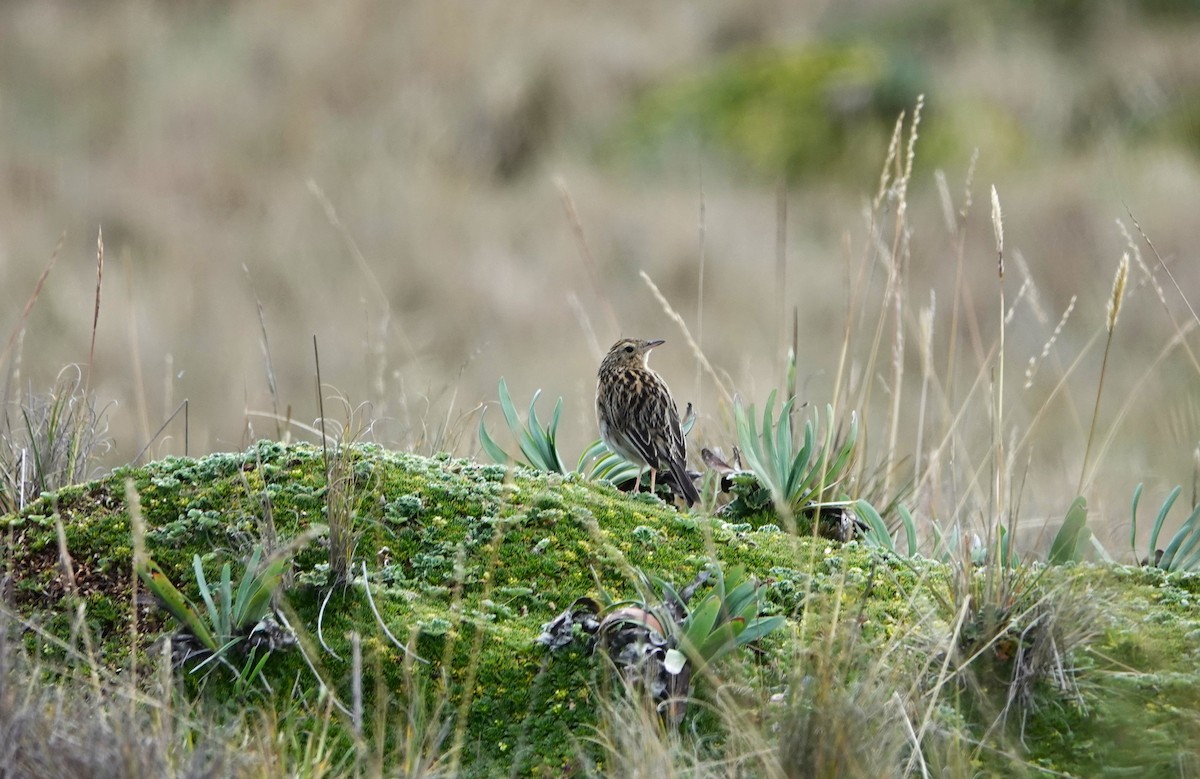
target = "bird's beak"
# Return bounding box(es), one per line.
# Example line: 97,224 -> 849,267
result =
646,339 -> 665,349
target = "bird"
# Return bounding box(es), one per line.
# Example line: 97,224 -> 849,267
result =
596,337 -> 700,507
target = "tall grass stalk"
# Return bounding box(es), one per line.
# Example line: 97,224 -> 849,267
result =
313,337 -> 367,586
943,151 -> 981,403
695,165 -> 708,414
843,108 -> 904,492
1119,222 -> 1200,382
924,153 -> 978,519
1088,319 -> 1197,495
52,507 -> 101,691
245,262 -> 285,442
882,95 -> 922,502
914,291 -> 935,494
1078,253 -> 1128,495
991,184 -> 1006,563
131,398 -> 189,465
776,179 -> 788,373
85,226 -> 104,392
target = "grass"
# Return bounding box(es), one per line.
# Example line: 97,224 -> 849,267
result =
5,125 -> 1200,772
3,442 -> 837,774
0,365 -> 111,514
3,4 -> 1200,775
0,635 -> 253,777
4,440 -> 1200,776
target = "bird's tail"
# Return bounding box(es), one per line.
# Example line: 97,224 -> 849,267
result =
663,458 -> 701,507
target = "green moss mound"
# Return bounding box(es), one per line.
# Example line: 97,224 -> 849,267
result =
4,441 -> 1200,776
5,441 -> 835,774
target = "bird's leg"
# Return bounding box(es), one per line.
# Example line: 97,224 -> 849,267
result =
649,468 -> 658,494
633,466 -> 645,493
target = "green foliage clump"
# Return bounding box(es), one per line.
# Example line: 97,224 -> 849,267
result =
619,43 -> 926,181
1131,483 -> 1200,571
137,536 -> 314,686
567,563 -> 785,726
719,392 -> 866,543
479,378 -> 566,474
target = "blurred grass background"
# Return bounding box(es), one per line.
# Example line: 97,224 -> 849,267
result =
2,0 -> 1199,549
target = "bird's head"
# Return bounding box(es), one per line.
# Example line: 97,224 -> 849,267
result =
601,337 -> 665,371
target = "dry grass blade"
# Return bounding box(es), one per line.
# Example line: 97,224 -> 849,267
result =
1128,209 -> 1200,330
307,178 -> 416,368
52,508 -> 103,692
914,290 -> 936,488
695,167 -> 708,406
881,95 -> 922,499
944,149 -> 982,401
991,184 -> 1007,550
271,601 -> 355,721
86,226 -> 104,392
639,270 -> 733,409
131,398 -> 189,465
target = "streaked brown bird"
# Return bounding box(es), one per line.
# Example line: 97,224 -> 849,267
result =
596,337 -> 700,507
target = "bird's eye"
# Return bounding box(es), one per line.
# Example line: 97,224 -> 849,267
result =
624,345 -> 635,353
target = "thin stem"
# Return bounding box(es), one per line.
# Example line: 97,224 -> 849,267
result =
1078,330 -> 1114,496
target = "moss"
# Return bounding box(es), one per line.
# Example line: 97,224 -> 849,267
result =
4,441 -> 1200,775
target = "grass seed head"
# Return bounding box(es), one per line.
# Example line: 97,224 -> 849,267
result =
991,185 -> 1004,277
1107,253 -> 1130,333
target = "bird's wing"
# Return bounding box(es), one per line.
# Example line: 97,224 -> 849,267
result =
662,400 -> 687,463
661,399 -> 700,505
617,412 -> 660,469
